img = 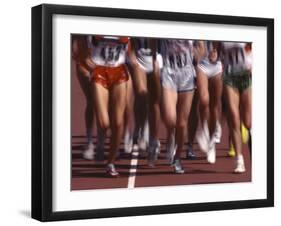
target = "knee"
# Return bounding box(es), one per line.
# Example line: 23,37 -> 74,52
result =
138,89 -> 148,102
165,117 -> 176,130
112,118 -> 124,130
176,119 -> 188,130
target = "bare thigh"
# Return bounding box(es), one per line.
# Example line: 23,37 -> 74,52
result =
224,85 -> 240,131
196,68 -> 209,121
92,82 -> 110,129
129,51 -> 148,94
110,82 -> 127,127
161,87 -> 177,129
177,91 -> 194,126
148,62 -> 161,104
209,73 -> 222,110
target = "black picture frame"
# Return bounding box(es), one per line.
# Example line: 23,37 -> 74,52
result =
32,3 -> 274,222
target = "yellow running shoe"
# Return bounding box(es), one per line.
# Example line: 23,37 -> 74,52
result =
228,143 -> 236,157
241,123 -> 249,144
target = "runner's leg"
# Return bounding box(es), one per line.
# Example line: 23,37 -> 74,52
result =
108,82 -> 127,164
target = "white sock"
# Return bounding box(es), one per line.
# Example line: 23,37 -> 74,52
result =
124,129 -> 133,145
237,154 -> 244,163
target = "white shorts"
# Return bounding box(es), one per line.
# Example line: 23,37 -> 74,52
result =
136,53 -> 163,74
161,65 -> 195,92
197,58 -> 222,78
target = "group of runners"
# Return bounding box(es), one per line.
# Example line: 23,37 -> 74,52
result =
72,35 -> 252,177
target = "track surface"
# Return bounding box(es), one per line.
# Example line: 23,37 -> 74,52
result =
71,61 -> 251,191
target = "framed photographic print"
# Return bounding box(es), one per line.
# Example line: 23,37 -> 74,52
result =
32,3 -> 274,222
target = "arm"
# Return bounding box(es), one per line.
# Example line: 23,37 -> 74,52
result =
73,36 -> 93,80
84,35 -> 96,71
77,64 -> 91,79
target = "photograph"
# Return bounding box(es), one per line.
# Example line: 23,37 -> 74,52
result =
71,35 -> 253,190
31,3 -> 274,221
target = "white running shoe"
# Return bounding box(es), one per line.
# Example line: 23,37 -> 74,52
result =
234,155 -> 246,173
214,121 -> 222,143
83,143 -> 95,160
207,145 -> 216,164
207,135 -> 217,164
196,120 -> 210,153
138,138 -> 147,151
124,142 -> 133,154
132,144 -> 139,151
106,163 -> 119,177
173,159 -> 185,174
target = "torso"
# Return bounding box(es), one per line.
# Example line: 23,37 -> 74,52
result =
90,36 -> 130,67
159,39 -> 193,70
221,42 -> 249,75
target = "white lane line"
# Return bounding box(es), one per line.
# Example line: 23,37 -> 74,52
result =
127,150 -> 139,189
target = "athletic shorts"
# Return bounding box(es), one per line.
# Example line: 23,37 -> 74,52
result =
136,53 -> 163,74
91,64 -> 129,89
222,71 -> 251,92
161,66 -> 195,92
197,58 -> 222,78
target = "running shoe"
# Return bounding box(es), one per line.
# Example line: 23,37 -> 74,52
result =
207,145 -> 216,164
186,144 -> 196,160
124,142 -> 133,154
132,144 -> 139,151
206,134 -> 217,164
83,143 -> 95,160
228,143 -> 236,157
138,138 -> 147,151
106,163 -> 119,177
173,159 -> 185,174
241,123 -> 249,144
214,121 -> 222,143
234,155 -> 246,173
196,120 -> 210,153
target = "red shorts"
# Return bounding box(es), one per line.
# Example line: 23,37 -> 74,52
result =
91,64 -> 129,89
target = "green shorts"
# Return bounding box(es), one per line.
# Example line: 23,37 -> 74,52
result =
222,71 -> 251,92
